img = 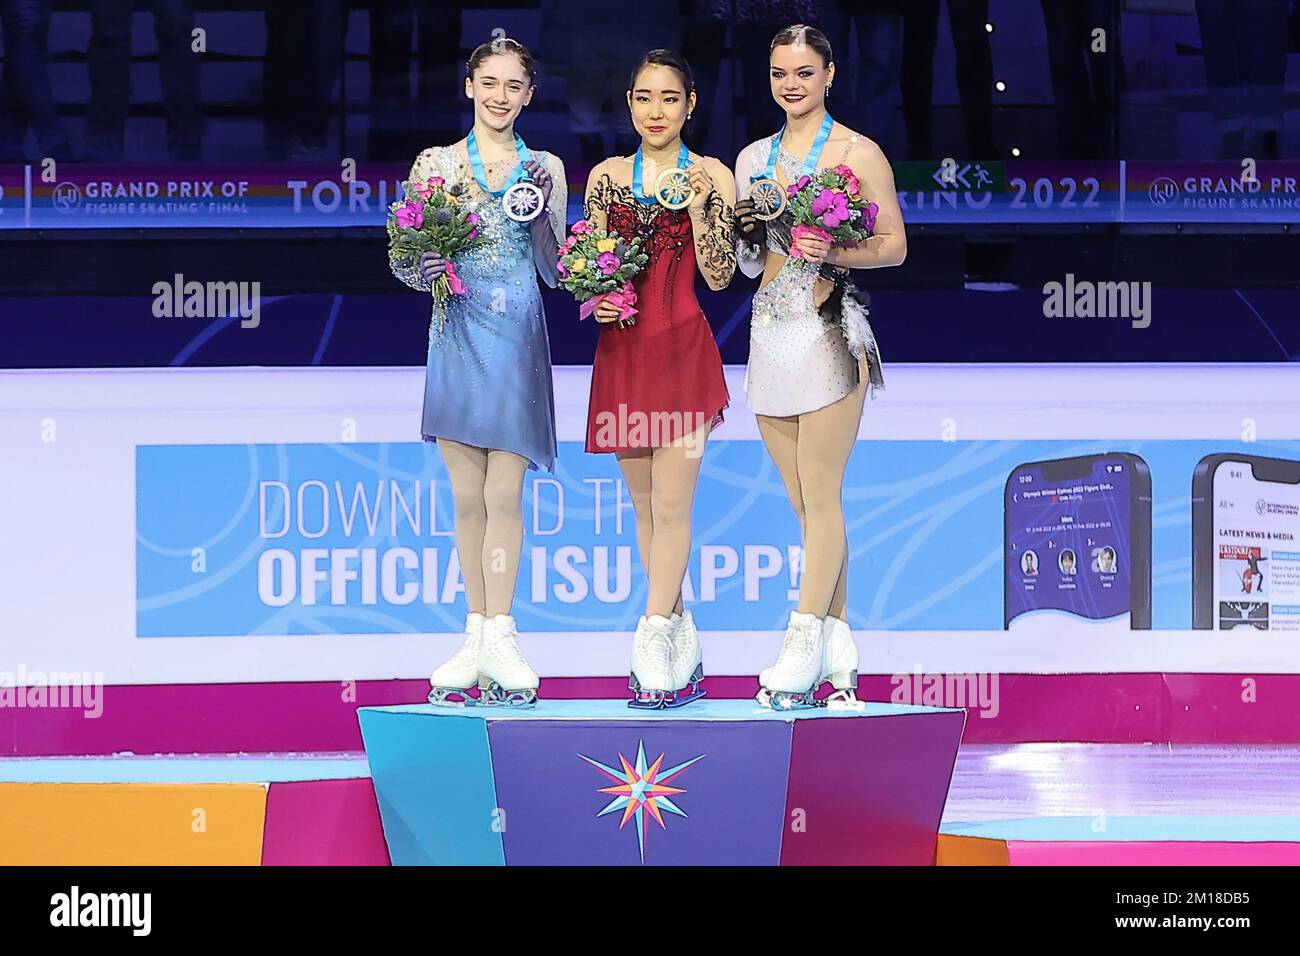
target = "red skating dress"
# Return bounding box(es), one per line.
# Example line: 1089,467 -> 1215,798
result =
585,199 -> 730,454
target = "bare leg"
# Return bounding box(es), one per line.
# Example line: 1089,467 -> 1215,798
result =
794,377 -> 868,616
646,421 -> 711,617
439,438 -> 489,615
617,450 -> 654,587
757,412 -> 805,530
481,449 -> 528,617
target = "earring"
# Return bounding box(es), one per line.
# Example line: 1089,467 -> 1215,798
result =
688,112 -> 693,120
826,83 -> 832,95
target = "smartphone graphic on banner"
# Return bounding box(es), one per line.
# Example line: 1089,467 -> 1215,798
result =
1192,454 -> 1300,631
1004,453 -> 1152,630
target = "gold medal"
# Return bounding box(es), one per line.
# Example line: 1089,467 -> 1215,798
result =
653,167 -> 695,210
748,177 -> 787,221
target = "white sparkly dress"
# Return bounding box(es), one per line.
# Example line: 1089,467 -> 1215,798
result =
389,144 -> 566,471
734,136 -> 884,417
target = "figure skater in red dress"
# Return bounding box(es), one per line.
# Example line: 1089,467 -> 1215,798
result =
582,49 -> 736,708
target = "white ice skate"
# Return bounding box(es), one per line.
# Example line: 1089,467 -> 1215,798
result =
478,614 -> 539,707
428,612 -> 486,706
756,611 -> 826,709
666,610 -> 706,707
821,615 -> 865,711
628,614 -> 676,709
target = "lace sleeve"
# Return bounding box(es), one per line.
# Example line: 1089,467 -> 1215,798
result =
540,150 -> 568,246
388,147 -> 441,293
733,139 -> 770,279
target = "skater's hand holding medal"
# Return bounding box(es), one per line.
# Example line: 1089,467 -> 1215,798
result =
733,197 -> 768,246
556,220 -> 650,330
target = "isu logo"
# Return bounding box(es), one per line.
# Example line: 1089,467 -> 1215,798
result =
52,182 -> 82,212
1148,177 -> 1179,204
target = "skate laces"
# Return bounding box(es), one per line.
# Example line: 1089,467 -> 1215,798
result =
637,620 -> 674,673
777,617 -> 819,670
486,621 -> 526,668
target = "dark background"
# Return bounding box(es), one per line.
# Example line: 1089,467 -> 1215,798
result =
2,0 -> 1299,368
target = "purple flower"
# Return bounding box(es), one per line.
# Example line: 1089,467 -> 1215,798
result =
597,252 -> 621,276
810,188 -> 850,228
434,207 -> 452,224
394,200 -> 423,230
466,211 -> 481,224
862,201 -> 879,233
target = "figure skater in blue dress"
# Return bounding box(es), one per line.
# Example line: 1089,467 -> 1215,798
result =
389,37 -> 566,706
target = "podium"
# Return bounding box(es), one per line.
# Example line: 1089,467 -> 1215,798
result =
359,699 -> 965,866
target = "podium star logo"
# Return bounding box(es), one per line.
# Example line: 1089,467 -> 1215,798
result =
579,740 -> 705,862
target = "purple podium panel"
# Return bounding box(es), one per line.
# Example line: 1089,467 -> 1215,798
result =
782,710 -> 966,865
489,718 -> 790,865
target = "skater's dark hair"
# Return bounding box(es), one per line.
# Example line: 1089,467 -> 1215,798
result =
467,36 -> 536,86
770,23 -> 834,67
629,48 -> 695,93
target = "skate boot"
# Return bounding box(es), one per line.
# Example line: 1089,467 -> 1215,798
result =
756,611 -> 826,709
665,609 -> 706,707
477,614 -> 539,707
428,612 -> 485,706
821,615 -> 865,711
628,614 -> 676,709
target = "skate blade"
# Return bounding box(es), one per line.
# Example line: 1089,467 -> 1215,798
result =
661,665 -> 705,708
479,682 -> 538,708
823,673 -> 865,711
627,674 -> 672,710
825,694 -> 867,712
765,690 -> 820,711
662,685 -> 706,708
427,686 -> 479,707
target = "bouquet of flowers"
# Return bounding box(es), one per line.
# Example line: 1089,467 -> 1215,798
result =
387,176 -> 483,327
785,165 -> 878,260
556,220 -> 649,330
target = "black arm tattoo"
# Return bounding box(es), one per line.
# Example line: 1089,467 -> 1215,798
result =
692,188 -> 737,289
584,173 -> 619,221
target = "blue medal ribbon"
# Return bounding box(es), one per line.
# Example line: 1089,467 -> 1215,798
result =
632,142 -> 689,206
753,112 -> 834,184
467,129 -> 530,197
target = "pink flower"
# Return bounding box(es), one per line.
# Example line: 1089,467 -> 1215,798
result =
561,235 -> 578,253
412,176 -> 445,200
444,260 -> 467,295
833,164 -> 854,177
467,228 -> 479,242
466,211 -> 481,224
571,220 -> 592,235
789,223 -> 833,258
557,261 -> 568,277
394,200 -> 424,229
596,252 -> 621,275
810,187 -> 850,228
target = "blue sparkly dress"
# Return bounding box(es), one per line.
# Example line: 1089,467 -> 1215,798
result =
389,144 -> 565,472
